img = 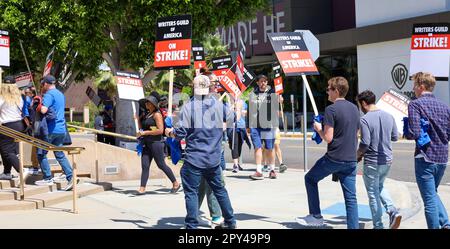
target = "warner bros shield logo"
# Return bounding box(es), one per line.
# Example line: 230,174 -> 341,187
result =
391,63 -> 408,90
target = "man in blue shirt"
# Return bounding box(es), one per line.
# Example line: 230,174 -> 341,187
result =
165,75 -> 236,229
296,76 -> 360,229
406,72 -> 450,229
34,75 -> 75,191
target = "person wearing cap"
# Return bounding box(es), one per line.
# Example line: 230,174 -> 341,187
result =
248,74 -> 279,180
33,75 -> 76,191
0,76 -> 28,180
165,74 -> 236,229
136,94 -> 180,195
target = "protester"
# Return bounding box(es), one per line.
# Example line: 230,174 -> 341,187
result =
136,94 -> 180,195
356,90 -> 402,229
34,75 -> 76,191
165,74 -> 236,229
296,76 -> 360,229
228,95 -> 250,173
94,111 -> 105,143
0,76 -> 27,180
248,75 -> 278,180
274,127 -> 287,173
102,106 -> 115,145
405,72 -> 450,229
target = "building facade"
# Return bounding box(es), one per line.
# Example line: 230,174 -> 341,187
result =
218,0 -> 450,120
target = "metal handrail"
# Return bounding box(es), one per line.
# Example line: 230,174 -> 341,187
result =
0,124 -> 85,213
67,124 -> 137,141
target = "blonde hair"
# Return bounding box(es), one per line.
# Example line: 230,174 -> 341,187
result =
412,72 -> 436,91
328,76 -> 349,98
0,83 -> 22,106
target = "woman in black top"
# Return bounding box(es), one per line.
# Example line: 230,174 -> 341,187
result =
136,95 -> 180,194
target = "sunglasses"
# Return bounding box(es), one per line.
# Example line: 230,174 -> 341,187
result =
326,87 -> 335,92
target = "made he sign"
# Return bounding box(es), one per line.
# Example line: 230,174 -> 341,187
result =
154,15 -> 192,70
267,32 -> 318,76
410,23 -> 450,80
115,71 -> 144,101
0,30 -> 10,67
376,88 -> 411,135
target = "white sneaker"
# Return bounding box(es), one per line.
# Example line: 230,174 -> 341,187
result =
296,215 -> 325,227
63,178 -> 80,191
35,178 -> 54,186
53,174 -> 66,183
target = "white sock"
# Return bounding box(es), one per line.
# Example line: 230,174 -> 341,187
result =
256,165 -> 262,173
270,164 -> 275,171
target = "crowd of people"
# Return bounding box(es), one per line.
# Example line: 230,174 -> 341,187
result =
1,70 -> 449,230
0,75 -> 76,191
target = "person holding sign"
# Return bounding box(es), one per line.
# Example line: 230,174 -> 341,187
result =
136,94 -> 180,195
356,90 -> 402,229
296,77 -> 360,229
165,75 -> 236,229
405,72 -> 450,229
248,75 -> 278,180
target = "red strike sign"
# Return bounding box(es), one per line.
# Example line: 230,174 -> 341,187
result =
274,77 -> 283,94
412,34 -> 450,49
0,36 -> 9,48
219,70 -> 241,98
276,51 -> 317,74
154,39 -> 191,68
116,76 -> 143,87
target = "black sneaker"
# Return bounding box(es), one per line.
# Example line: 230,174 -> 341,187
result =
215,222 -> 236,229
279,163 -> 287,173
389,211 -> 402,229
238,164 -> 244,171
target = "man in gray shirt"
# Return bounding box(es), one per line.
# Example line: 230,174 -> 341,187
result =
356,90 -> 402,229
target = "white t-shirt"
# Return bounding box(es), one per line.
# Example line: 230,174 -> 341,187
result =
0,97 -> 24,124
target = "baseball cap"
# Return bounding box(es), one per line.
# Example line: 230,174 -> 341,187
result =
257,74 -> 268,81
193,75 -> 211,96
41,75 -> 56,84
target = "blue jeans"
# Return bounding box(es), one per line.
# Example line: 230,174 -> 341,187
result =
305,155 -> 359,229
37,133 -> 73,181
198,170 -> 225,218
363,164 -> 396,229
181,162 -> 235,229
415,158 -> 449,229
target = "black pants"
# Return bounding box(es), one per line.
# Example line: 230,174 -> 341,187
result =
141,140 -> 176,187
228,130 -> 244,160
0,120 -> 24,174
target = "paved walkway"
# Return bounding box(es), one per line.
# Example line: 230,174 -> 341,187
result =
0,163 -> 444,229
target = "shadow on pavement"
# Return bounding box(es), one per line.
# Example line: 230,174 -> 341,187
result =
280,222 -> 333,229
111,187 -> 179,196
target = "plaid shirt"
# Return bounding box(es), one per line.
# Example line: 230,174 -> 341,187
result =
407,93 -> 450,164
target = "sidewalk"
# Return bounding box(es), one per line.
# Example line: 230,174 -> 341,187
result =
0,163 -> 425,229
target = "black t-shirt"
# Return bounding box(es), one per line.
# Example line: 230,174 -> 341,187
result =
141,111 -> 163,142
323,100 -> 360,162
